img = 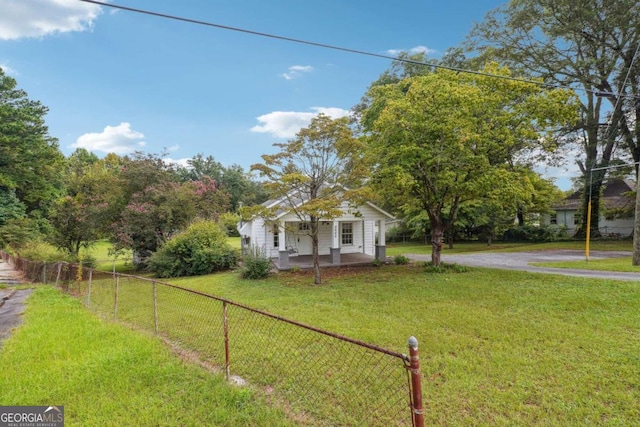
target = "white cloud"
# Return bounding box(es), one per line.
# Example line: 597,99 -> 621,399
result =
72,122 -> 146,155
0,0 -> 103,40
281,65 -> 313,80
386,45 -> 437,57
250,107 -> 350,138
0,63 -> 18,76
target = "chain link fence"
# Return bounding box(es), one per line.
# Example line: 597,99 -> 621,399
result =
1,251 -> 424,426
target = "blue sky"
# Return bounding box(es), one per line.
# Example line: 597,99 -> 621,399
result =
1,0 -> 573,188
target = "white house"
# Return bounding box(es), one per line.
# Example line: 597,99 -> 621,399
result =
542,178 -> 635,237
238,192 -> 394,270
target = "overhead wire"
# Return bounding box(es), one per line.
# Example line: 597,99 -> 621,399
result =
80,0 -> 602,96
599,41 -> 640,143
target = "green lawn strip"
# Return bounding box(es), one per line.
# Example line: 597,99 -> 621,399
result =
164,266 -> 640,425
0,286 -> 294,427
531,256 -> 640,272
386,240 -> 632,256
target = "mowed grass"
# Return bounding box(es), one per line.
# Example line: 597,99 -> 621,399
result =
163,265 -> 640,425
386,239 -> 633,256
532,256 -> 640,272
0,286 -> 294,427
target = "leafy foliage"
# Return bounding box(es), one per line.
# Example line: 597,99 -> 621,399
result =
502,225 -> 568,243
363,63 -> 577,265
0,188 -> 26,226
240,245 -> 272,279
219,212 -> 241,237
251,113 -> 368,284
148,220 -> 237,278
393,255 -> 410,265
468,0 -> 640,237
0,218 -> 41,251
0,67 -> 66,217
422,262 -> 470,274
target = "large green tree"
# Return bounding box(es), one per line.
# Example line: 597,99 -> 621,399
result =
250,114 -> 367,284
468,0 -> 640,238
178,154 -> 268,210
0,67 -> 65,217
363,65 -> 577,265
49,156 -> 124,257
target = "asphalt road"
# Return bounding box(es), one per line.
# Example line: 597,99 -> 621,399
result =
0,260 -> 30,347
407,250 -> 640,281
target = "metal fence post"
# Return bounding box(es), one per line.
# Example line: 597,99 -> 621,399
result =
223,302 -> 230,381
55,263 -> 62,286
408,336 -> 424,427
114,274 -> 119,320
87,269 -> 92,306
153,281 -> 159,335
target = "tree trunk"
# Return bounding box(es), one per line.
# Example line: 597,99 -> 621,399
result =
311,221 -> 322,284
516,207 -> 524,226
633,178 -> 640,265
431,225 -> 444,266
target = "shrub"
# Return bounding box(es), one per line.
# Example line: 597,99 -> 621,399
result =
219,212 -> 241,237
17,241 -> 67,262
240,245 -> 272,279
0,218 -> 41,251
423,262 -> 470,274
502,225 -> 563,242
148,220 -> 237,278
371,258 -> 383,267
394,255 -> 410,265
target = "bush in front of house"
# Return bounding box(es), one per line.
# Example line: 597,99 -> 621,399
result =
394,255 -> 410,265
240,245 -> 272,279
148,220 -> 237,278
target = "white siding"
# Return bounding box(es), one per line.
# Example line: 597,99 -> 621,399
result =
244,195 -> 393,259
318,222 -> 332,255
546,209 -> 634,237
364,221 -> 375,256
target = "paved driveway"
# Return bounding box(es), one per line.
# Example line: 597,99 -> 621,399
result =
0,260 -> 30,347
407,250 -> 640,281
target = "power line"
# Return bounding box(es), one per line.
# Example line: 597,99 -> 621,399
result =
79,0 -> 577,92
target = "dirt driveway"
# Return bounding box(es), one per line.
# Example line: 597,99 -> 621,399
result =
407,250 -> 640,281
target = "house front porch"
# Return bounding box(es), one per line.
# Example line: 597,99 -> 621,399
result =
271,253 -> 377,271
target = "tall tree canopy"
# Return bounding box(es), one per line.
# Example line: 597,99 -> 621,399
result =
468,0 -> 640,237
177,154 -> 268,211
0,67 -> 65,217
250,114 -> 367,284
362,64 -> 577,265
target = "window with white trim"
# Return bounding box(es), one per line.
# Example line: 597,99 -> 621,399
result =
298,222 -> 310,231
342,222 -> 353,245
273,224 -> 279,248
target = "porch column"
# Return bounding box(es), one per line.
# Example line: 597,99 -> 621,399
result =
278,223 -> 290,269
375,220 -> 387,260
330,220 -> 341,264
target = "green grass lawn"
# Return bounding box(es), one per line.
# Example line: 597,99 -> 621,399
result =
0,286 -> 294,427
532,256 -> 640,272
386,239 -> 633,256
63,238 -> 640,424
161,265 -> 640,425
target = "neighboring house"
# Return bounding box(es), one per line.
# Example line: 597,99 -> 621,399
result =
238,191 -> 394,270
542,178 -> 635,237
